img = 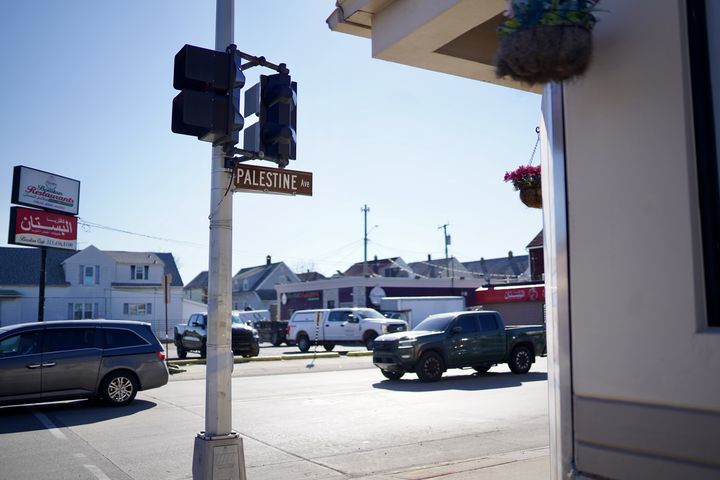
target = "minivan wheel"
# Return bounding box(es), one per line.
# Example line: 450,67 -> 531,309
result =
416,352 -> 444,382
297,334 -> 311,352
101,371 -> 138,406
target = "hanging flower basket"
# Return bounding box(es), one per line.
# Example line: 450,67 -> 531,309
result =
504,164 -> 542,209
519,185 -> 543,208
495,0 -> 600,85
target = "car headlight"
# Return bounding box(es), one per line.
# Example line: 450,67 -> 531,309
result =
398,338 -> 417,349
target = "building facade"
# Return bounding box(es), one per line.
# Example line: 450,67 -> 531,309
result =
326,1 -> 720,478
0,245 -> 184,337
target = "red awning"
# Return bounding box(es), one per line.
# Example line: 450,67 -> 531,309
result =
475,285 -> 545,304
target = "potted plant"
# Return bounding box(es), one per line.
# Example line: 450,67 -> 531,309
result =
504,164 -> 542,208
495,0 -> 601,85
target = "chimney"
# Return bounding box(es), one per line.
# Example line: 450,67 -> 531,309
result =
374,255 -> 378,263
508,251 -> 513,258
427,254 -> 432,261
266,255 -> 272,265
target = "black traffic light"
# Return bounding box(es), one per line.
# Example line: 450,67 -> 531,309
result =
171,44 -> 245,145
244,72 -> 297,164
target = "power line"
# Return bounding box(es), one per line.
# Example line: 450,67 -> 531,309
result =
77,219 -> 207,248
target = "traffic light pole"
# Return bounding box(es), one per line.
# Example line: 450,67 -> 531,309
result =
191,0 -> 246,479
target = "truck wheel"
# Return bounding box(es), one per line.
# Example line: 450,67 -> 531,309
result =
100,371 -> 138,406
200,341 -> 207,359
323,343 -> 335,351
364,332 -> 378,350
176,340 -> 187,359
509,346 -> 532,374
381,370 -> 404,381
473,365 -> 491,374
297,334 -> 311,352
416,352 -> 444,382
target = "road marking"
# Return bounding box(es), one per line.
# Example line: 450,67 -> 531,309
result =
84,464 -> 111,480
33,411 -> 67,440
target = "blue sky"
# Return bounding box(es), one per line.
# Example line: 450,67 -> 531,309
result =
0,1 -> 542,284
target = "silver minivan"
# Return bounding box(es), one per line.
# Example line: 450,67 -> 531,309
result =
0,320 -> 168,407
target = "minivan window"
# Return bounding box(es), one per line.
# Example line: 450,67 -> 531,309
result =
103,328 -> 148,349
0,331 -> 41,357
44,328 -> 97,352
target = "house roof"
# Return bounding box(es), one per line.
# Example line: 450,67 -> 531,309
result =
407,258 -> 467,279
297,271 -> 327,282
0,247 -> 75,286
234,262 -> 282,291
462,255 -> 529,279
106,251 -> 163,265
343,257 -> 404,277
526,230 -> 544,249
185,270 -> 208,290
0,247 -> 184,287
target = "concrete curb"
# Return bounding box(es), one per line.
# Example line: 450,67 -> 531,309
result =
281,352 -> 340,360
347,351 -> 373,357
168,352 -> 345,365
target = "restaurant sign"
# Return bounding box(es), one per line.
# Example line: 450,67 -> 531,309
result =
232,164 -> 312,196
11,165 -> 81,215
8,206 -> 78,250
475,285 -> 545,304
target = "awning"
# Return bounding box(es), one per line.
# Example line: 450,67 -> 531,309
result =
475,285 -> 545,304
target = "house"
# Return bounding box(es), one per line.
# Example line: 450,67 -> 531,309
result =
343,256 -> 413,277
0,246 -> 184,337
407,256 -> 468,279
297,271 -> 326,282
184,270 -> 209,304
231,256 -> 300,318
462,252 -> 530,283
325,1 -> 719,478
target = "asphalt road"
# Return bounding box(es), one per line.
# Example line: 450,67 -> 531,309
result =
0,356 -> 549,480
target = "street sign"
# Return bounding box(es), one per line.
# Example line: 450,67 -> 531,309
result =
232,163 -> 312,196
8,206 -> 78,250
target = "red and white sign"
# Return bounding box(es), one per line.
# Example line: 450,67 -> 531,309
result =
8,206 -> 78,250
11,166 -> 81,215
475,285 -> 545,304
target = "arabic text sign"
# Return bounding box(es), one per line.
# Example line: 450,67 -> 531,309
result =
475,286 -> 545,304
9,207 -> 78,251
11,165 -> 80,215
232,164 -> 312,196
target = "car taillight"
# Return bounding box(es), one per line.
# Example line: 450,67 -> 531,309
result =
156,351 -> 166,361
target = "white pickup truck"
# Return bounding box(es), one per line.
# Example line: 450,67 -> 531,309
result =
287,308 -> 408,352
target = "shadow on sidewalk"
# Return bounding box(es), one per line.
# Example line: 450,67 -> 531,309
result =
372,371 -> 547,392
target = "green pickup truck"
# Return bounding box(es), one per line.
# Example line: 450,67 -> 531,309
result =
372,310 -> 546,382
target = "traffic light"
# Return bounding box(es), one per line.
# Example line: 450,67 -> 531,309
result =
244,72 -> 297,164
171,44 -> 245,145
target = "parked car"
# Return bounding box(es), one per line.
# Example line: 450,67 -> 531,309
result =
372,310 -> 546,382
286,308 -> 408,352
0,320 -> 168,407
174,311 -> 260,359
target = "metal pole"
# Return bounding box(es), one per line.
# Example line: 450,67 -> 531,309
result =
362,205 -> 369,277
192,1 -> 246,478
37,247 -> 46,322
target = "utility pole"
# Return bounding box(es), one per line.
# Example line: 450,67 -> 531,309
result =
439,224 -> 454,289
192,1 -> 246,479
362,205 -> 370,277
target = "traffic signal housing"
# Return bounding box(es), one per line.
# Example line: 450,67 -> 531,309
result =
244,73 -> 297,164
171,44 -> 245,145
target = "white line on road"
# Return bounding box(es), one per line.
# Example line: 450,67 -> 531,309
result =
84,464 -> 111,480
33,411 -> 67,440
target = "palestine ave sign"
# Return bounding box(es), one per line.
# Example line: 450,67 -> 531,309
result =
232,164 -> 312,196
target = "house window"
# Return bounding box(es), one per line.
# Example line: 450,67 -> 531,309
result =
70,303 -> 96,319
123,303 -> 153,315
81,265 -> 98,285
130,265 -> 149,280
688,0 -> 720,327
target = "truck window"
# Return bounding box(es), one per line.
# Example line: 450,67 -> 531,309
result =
479,315 -> 499,332
356,309 -> 384,320
328,311 -> 349,322
454,315 -> 479,334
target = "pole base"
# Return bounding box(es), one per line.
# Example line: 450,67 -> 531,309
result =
192,432 -> 246,480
